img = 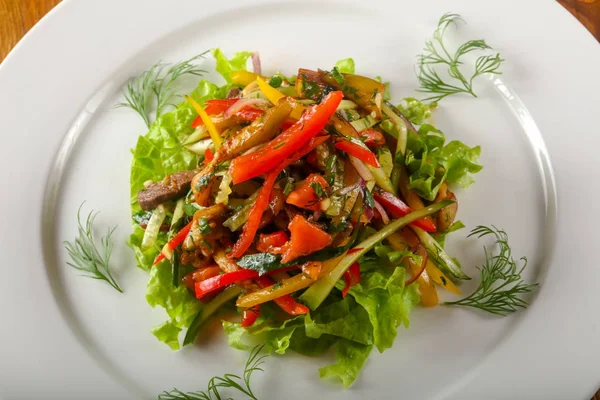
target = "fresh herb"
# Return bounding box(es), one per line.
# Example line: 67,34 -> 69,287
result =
363,189 -> 375,209
268,75 -> 283,88
283,178 -> 295,196
238,253 -> 282,275
309,182 -> 327,200
300,74 -> 321,99
271,282 -> 284,291
63,204 -> 122,293
202,239 -> 214,251
195,172 -> 214,191
132,210 -> 153,226
158,344 -> 267,400
118,52 -> 208,127
198,217 -> 213,235
331,67 -> 346,85
273,141 -> 287,150
445,226 -> 538,316
183,203 -> 200,217
171,250 -> 180,288
417,13 -> 504,103
324,155 -> 338,186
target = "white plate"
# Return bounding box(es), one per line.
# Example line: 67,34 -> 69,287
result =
1,0 -> 600,399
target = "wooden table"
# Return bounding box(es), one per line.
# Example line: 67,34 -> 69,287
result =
1,0 -> 600,398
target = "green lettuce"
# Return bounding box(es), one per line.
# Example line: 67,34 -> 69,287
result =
404,123 -> 482,201
397,97 -> 435,126
335,58 -> 355,74
128,50 -> 254,348
349,267 -> 420,352
212,48 -> 252,83
319,339 -> 373,388
304,296 -> 373,345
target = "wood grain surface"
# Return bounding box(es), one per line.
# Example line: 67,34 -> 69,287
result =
0,0 -> 599,398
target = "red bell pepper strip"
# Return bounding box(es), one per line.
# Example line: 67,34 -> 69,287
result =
152,221 -> 194,265
204,147 -> 214,165
236,107 -> 264,122
228,136 -> 329,259
229,91 -> 343,184
256,231 -> 289,253
372,190 -> 437,232
255,275 -> 310,315
195,268 -> 259,299
241,305 -> 261,327
342,262 -> 361,298
334,139 -> 380,168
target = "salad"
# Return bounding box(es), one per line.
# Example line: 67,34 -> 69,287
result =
64,14 -> 537,395
127,48 -> 482,386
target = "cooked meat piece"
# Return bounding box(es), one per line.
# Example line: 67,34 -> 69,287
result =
137,170 -> 196,211
226,87 -> 241,99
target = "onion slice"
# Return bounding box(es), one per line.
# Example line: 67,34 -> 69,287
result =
374,200 -> 390,225
349,155 -> 374,182
252,52 -> 262,74
224,98 -> 269,118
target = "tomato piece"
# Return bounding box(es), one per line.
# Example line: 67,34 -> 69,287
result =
286,173 -> 329,211
280,215 -> 333,263
256,231 -> 289,254
359,128 -> 386,147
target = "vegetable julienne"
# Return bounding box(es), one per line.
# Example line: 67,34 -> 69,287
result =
125,48 -> 474,387
115,18 -> 536,391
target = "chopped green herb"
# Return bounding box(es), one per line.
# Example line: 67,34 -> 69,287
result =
283,178 -> 295,196
309,182 -> 327,200
268,75 -> 283,88
198,217 -> 213,235
364,189 -> 375,208
271,282 -> 284,291
273,141 -> 287,150
202,239 -> 213,251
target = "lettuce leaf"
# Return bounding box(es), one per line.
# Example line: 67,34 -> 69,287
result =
151,321 -> 182,351
145,257 -> 201,350
397,97 -> 434,125
304,296 -> 373,345
348,267 -> 420,352
212,48 -> 252,83
223,312 -> 305,355
319,339 -> 373,388
404,123 -> 482,201
335,58 -> 355,74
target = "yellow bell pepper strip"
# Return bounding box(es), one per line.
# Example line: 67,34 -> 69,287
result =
300,200 -> 453,310
320,70 -> 385,119
385,232 -> 439,307
256,77 -> 305,119
231,70 -> 265,86
425,260 -> 462,295
185,95 -> 223,149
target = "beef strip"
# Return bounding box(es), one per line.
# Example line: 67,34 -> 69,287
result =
226,87 -> 241,99
137,170 -> 196,211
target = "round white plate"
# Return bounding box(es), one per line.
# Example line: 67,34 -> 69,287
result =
1,0 -> 600,399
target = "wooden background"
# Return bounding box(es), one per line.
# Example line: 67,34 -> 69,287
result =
1,0 -> 599,398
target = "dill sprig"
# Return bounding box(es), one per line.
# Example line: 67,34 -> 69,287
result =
158,345 -> 267,400
417,13 -> 504,103
63,203 -> 122,293
445,225 -> 538,316
118,51 -> 208,127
